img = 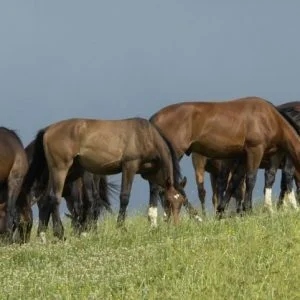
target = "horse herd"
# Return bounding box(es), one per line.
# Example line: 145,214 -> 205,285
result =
1,96 -> 300,244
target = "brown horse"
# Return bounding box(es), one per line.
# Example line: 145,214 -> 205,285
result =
23,118 -> 185,240
149,97 -> 300,218
0,127 -> 32,242
221,101 -> 300,213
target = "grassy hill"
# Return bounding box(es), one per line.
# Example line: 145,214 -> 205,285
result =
1,208 -> 300,299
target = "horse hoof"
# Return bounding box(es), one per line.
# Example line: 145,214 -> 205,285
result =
150,223 -> 158,228
216,210 -> 223,220
81,232 -> 88,238
194,215 -> 203,223
39,232 -> 47,244
263,205 -> 274,214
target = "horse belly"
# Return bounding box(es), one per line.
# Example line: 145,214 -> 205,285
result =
78,151 -> 122,175
191,137 -> 244,159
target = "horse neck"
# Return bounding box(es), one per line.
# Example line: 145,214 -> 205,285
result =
153,134 -> 175,188
151,112 -> 192,157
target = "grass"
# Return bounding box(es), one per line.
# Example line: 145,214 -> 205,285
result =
1,207 -> 300,299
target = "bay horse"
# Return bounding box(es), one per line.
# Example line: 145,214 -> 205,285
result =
25,141 -> 114,241
0,127 -> 32,242
149,97 -> 300,220
23,118 -> 185,240
222,101 -> 300,212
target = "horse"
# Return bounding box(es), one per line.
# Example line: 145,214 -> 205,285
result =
0,127 -> 32,242
221,101 -> 300,213
25,141 -> 114,241
149,97 -> 300,220
22,117 -> 186,240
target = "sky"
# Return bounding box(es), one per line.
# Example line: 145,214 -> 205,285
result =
1,1 -> 300,216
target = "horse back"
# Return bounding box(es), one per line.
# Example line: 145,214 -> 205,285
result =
43,118 -> 158,174
151,97 -> 283,158
0,127 -> 27,181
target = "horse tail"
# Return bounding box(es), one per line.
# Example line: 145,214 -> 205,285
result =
22,128 -> 47,193
97,176 -> 119,214
150,123 -> 182,189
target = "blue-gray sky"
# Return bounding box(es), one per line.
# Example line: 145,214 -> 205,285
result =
1,1 -> 300,214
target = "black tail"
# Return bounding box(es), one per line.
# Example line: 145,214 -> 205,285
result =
150,123 -> 182,190
22,129 -> 47,193
97,176 -> 119,214
277,105 -> 300,135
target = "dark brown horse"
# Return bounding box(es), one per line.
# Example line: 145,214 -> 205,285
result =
0,127 -> 32,242
23,118 -> 185,240
25,141 -> 114,242
149,97 -> 300,218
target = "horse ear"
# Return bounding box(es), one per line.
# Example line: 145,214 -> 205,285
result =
166,177 -> 172,189
180,176 -> 187,188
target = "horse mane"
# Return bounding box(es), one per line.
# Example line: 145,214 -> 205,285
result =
276,104 -> 300,135
150,122 -> 182,189
0,126 -> 23,146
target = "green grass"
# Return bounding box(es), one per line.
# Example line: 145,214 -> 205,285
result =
1,208 -> 300,299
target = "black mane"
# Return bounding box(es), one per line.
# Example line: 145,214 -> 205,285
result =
276,103 -> 300,135
150,123 -> 182,189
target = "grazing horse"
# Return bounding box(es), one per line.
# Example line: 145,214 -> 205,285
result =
149,97 -> 300,220
23,118 -> 185,240
25,141 -> 114,240
0,127 -> 32,242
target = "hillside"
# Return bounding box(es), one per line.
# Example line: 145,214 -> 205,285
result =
1,209 -> 300,299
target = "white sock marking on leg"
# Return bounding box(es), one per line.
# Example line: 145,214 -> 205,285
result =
287,190 -> 299,210
40,232 -> 47,244
148,206 -> 158,227
264,188 -> 273,211
194,215 -> 203,222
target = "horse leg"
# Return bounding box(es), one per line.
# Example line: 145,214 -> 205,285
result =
192,154 -> 206,215
210,173 -> 218,214
243,146 -> 264,213
280,156 -> 298,210
117,163 -> 137,227
18,200 -> 33,243
216,163 -> 232,218
37,195 -> 52,243
82,173 -> 98,232
264,167 -> 277,213
295,172 -> 300,205
235,179 -> 246,214
148,182 -> 159,227
50,166 -> 72,240
217,162 -> 245,216
6,170 -> 23,242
